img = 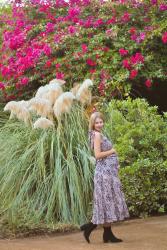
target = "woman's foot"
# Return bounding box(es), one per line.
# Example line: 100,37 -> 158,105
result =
80,223 -> 89,231
80,222 -> 97,243
103,226 -> 123,243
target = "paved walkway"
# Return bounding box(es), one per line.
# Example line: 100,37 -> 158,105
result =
0,215 -> 167,250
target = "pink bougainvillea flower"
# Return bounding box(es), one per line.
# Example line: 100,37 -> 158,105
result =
39,31 -> 47,37
47,13 -> 56,22
89,68 -> 96,74
145,79 -> 152,88
86,58 -> 96,66
55,63 -> 61,69
81,44 -> 88,53
130,69 -> 138,79
20,77 -> 29,85
98,81 -> 105,96
45,22 -> 55,33
6,94 -> 16,101
39,5 -> 50,13
56,72 -> 64,79
106,16 -> 116,24
68,7 -> 81,17
129,27 -> 137,34
101,46 -> 110,52
162,32 -> 167,44
100,69 -> 110,80
15,82 -> 21,90
54,34 -> 61,44
1,66 -> 10,77
87,32 -> 94,38
43,44 -> 52,56
82,0 -> 91,6
24,24 -> 33,32
122,59 -> 131,70
121,12 -> 131,23
119,48 -> 129,56
151,0 -> 157,5
131,34 -> 138,41
9,32 -> 26,50
45,60 -> 52,68
93,19 -> 104,28
0,82 -> 5,90
105,28 -> 113,36
68,26 -> 77,34
144,26 -> 154,31
136,32 -> 146,43
143,17 -> 151,23
83,17 -> 93,28
159,4 -> 167,11
130,53 -> 144,65
73,52 -> 81,59
105,28 -> 117,38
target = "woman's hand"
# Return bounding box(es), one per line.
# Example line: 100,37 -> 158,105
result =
109,148 -> 117,155
94,132 -> 117,159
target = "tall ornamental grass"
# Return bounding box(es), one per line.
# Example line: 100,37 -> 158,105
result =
0,105 -> 94,229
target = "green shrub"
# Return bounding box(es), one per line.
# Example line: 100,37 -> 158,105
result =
104,98 -> 167,216
105,98 -> 167,165
120,159 -> 167,216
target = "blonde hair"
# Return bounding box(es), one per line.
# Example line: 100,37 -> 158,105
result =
89,112 -> 104,131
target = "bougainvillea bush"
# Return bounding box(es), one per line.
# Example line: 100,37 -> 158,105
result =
0,0 -> 167,102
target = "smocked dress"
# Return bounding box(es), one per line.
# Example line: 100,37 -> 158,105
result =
89,130 -> 129,225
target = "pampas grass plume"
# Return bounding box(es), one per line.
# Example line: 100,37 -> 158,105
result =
49,78 -> 66,85
4,101 -> 32,125
35,83 -> 63,105
29,97 -> 53,120
76,79 -> 93,105
53,92 -> 75,118
70,83 -> 81,96
33,117 -> 54,129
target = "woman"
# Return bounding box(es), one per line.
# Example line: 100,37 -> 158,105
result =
80,111 -> 129,243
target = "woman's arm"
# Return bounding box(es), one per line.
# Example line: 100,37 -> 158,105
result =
93,132 -> 116,160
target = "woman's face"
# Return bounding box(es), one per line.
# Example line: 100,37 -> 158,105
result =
94,117 -> 104,132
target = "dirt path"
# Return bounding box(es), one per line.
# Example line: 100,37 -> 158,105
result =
0,215 -> 167,250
